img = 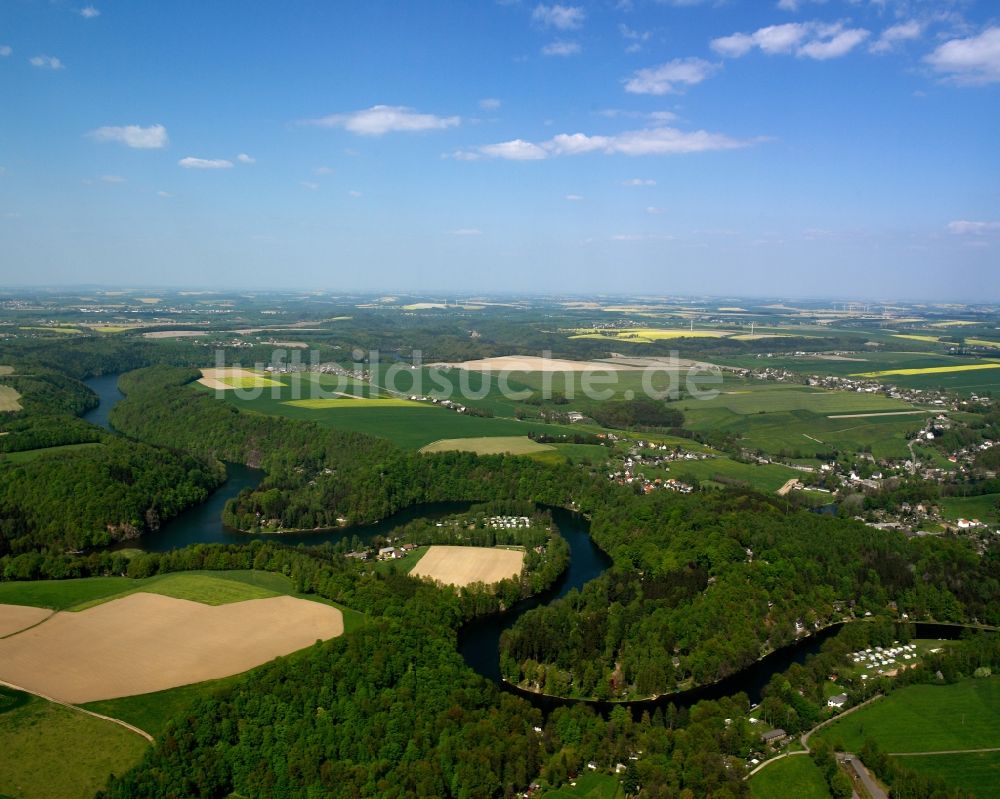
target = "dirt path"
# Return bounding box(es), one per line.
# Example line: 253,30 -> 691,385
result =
890,747 -> 1000,756
826,411 -> 928,419
776,479 -> 800,497
0,678 -> 153,742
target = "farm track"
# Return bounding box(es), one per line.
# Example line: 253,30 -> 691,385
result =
0,678 -> 153,742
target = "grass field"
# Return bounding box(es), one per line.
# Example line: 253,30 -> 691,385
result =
82,673 -> 245,739
0,386 -> 22,412
661,455 -> 805,493
219,380 -> 581,449
285,397 -> 421,409
896,751 -> 1000,798
749,755 -> 831,799
420,436 -> 556,455
0,690 -> 149,799
541,773 -> 624,799
0,366 -> 13,376
814,677 -> 1000,753
938,494 -> 1000,525
0,442 -> 104,464
676,384 -> 925,459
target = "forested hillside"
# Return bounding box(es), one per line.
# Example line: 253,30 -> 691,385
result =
111,366 -> 605,528
500,491 -> 1000,699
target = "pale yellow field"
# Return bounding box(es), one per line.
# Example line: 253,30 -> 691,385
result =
0,604 -> 51,637
410,546 -> 524,587
929,320 -> 981,327
892,334 -> 941,343
569,327 -> 730,343
965,338 -> 1000,349
197,368 -> 283,390
0,366 -> 14,375
420,436 -> 555,455
853,363 -> 1000,378
0,593 -> 344,703
731,333 -> 792,341
284,397 -> 420,409
0,385 -> 22,412
439,355 -> 635,372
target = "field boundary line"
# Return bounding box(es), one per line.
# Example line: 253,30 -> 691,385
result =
889,747 -> 1000,757
0,610 -> 55,639
0,678 -> 154,742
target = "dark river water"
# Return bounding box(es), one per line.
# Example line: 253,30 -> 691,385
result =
83,375 -> 968,715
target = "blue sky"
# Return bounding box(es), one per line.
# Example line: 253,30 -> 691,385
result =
1,0 -> 998,299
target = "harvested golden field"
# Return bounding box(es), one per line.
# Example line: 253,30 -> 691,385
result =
197,367 -> 284,390
0,604 -> 51,637
410,546 -> 524,587
0,593 -> 343,703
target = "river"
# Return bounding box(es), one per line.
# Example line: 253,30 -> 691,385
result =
82,375 -> 968,715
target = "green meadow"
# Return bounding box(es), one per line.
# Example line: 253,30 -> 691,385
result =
541,773 -> 624,799
0,689 -> 148,799
814,677 -> 1000,753
938,494 -> 1000,525
749,755 -> 831,799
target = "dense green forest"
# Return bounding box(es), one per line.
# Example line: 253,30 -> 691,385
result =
0,366 -> 226,553
0,439 -> 224,552
500,491 -> 1000,700
111,366 -> 605,529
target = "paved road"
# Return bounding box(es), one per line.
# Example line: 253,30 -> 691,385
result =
839,754 -> 888,799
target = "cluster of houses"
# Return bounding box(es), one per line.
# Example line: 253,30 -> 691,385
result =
376,542 -> 419,561
850,642 -> 919,679
607,467 -> 694,495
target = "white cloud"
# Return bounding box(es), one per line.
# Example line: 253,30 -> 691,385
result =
542,40 -> 581,56
926,27 -> 1000,85
0,46 -> 11,57
178,157 -> 233,169
798,27 -> 869,60
301,181 -> 319,190
348,189 -> 362,197
948,220 -> 1000,235
479,98 -> 502,110
236,153 -> 255,164
99,174 -> 125,183
622,178 -> 656,186
315,166 -> 336,175
646,206 -> 665,214
79,6 -> 100,18
88,124 -> 169,149
532,4 -> 585,30
565,194 -> 584,201
776,0 -> 827,10
610,233 -> 674,241
467,126 -> 753,160
451,228 -> 483,236
156,191 -> 174,198
302,105 -> 460,136
478,139 -> 550,160
619,24 -> 651,52
29,55 -> 63,70
870,20 -> 923,54
712,21 -> 868,60
624,57 -> 720,94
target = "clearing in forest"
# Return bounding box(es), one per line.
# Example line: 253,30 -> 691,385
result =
0,385 -> 22,411
438,355 -> 636,372
0,593 -> 344,703
410,546 -> 524,587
